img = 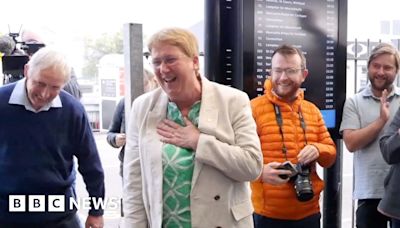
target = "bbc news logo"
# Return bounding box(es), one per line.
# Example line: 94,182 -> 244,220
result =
9,195 -> 119,212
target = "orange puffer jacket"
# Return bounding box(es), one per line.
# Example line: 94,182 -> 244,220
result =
250,79 -> 336,220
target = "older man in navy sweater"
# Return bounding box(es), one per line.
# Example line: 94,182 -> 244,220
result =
0,47 -> 105,228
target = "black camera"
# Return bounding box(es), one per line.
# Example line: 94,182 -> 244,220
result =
2,55 -> 29,84
278,161 -> 314,202
21,43 -> 45,56
293,164 -> 314,202
1,31 -> 45,84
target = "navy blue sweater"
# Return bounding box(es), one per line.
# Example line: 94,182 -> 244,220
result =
0,83 -> 105,224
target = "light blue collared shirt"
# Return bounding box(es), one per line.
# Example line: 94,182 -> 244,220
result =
8,78 -> 62,113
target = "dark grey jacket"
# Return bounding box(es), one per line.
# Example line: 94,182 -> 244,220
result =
106,98 -> 125,177
63,68 -> 82,100
379,108 -> 400,220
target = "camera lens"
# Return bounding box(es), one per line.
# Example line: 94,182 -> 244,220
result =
293,165 -> 314,202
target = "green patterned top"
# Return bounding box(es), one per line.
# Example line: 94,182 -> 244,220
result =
162,101 -> 201,228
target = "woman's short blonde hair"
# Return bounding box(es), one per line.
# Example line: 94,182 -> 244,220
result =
147,27 -> 199,58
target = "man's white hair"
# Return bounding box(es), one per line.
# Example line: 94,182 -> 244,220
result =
27,47 -> 71,83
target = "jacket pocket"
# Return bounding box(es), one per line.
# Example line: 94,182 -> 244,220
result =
231,201 -> 254,221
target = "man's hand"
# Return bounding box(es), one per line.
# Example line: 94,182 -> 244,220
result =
297,144 -> 319,165
380,89 -> 390,123
157,117 -> 200,150
260,162 -> 292,185
85,215 -> 104,228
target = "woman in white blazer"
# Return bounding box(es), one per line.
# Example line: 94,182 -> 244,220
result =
122,27 -> 263,228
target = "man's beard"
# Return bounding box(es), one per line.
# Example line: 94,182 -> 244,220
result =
370,78 -> 393,92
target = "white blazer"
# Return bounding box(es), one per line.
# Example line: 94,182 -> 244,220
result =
122,77 -> 262,228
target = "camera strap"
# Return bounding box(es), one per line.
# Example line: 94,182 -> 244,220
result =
273,104 -> 308,160
298,106 -> 308,144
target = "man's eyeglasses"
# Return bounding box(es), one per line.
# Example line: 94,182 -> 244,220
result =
270,68 -> 304,76
151,56 -> 180,68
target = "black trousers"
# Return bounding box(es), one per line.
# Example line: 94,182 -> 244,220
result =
392,218 -> 400,228
253,212 -> 320,228
0,213 -> 81,228
356,199 -> 391,228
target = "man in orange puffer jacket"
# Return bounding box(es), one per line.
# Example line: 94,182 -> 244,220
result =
251,44 -> 336,228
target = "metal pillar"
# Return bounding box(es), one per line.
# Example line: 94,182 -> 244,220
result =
123,23 -> 144,128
